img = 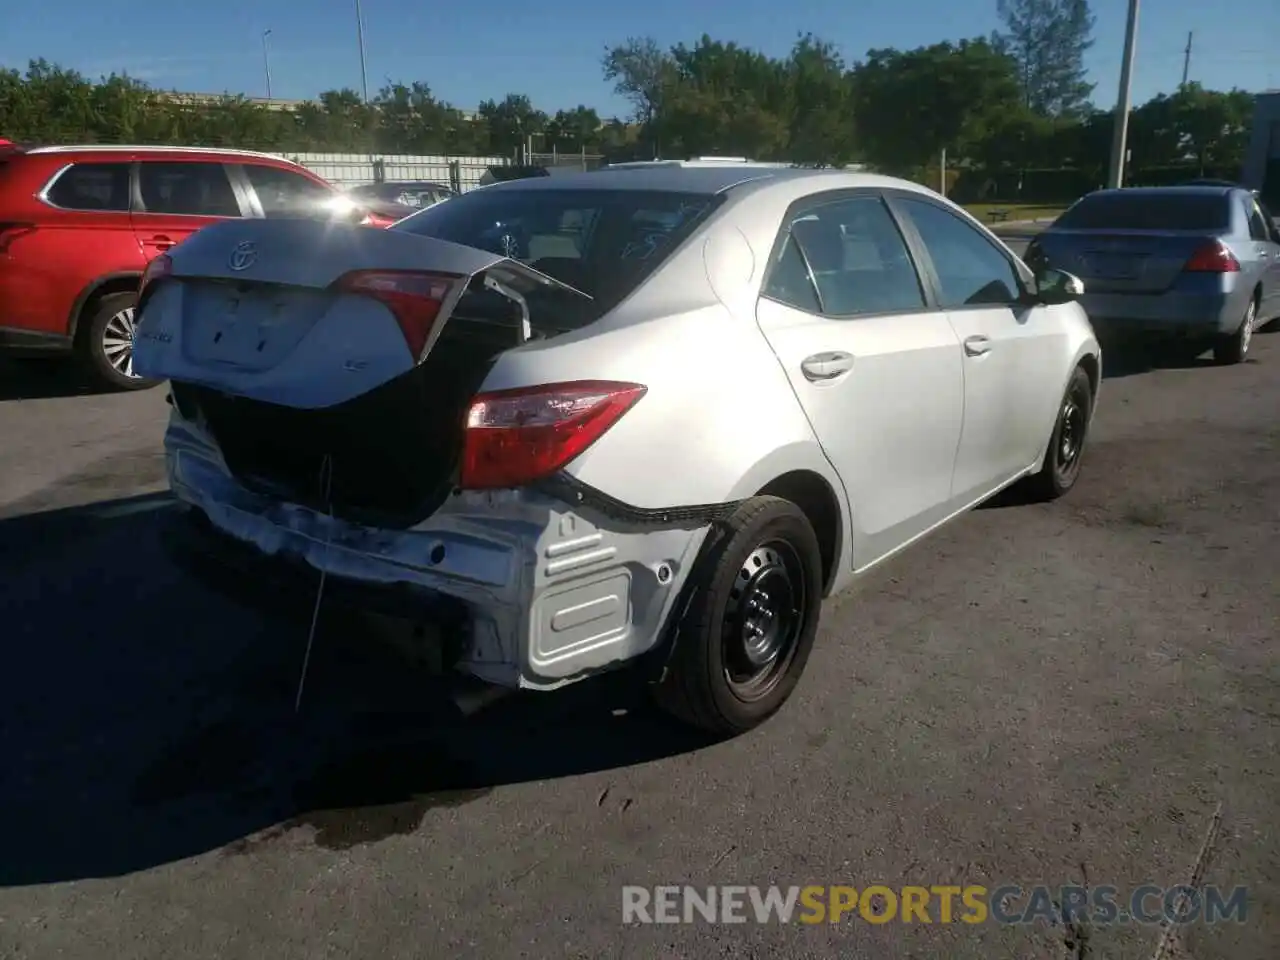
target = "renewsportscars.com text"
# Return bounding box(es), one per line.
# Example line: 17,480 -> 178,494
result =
622,884 -> 1249,926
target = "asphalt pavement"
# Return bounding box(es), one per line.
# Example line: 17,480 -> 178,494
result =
1,328 -> 1278,959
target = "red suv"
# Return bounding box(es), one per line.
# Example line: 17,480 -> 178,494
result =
0,144 -> 401,390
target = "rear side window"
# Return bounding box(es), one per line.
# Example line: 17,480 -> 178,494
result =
138,162 -> 241,217
393,188 -> 723,329
243,165 -> 336,218
1055,193 -> 1229,231
1246,200 -> 1270,241
765,195 -> 927,317
45,162 -> 131,212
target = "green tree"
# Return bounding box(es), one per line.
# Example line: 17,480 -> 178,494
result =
783,34 -> 856,166
851,39 -> 1022,173
993,0 -> 1096,117
545,106 -> 602,152
657,35 -> 791,158
1170,83 -> 1254,173
602,37 -> 672,130
478,94 -> 547,158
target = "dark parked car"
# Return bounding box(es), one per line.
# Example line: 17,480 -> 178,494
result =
344,181 -> 455,215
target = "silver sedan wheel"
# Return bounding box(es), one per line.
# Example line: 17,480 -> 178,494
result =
1241,300 -> 1255,357
102,306 -> 140,379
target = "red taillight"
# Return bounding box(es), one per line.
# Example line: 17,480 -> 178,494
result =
460,381 -> 648,490
138,253 -> 173,299
333,269 -> 456,359
1183,241 -> 1239,274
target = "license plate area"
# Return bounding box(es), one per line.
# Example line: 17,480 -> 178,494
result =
1086,253 -> 1140,280
183,279 -> 329,371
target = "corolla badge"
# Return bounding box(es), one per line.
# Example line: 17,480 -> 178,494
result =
228,240 -> 258,272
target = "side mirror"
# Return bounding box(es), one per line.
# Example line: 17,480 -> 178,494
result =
1035,267 -> 1085,304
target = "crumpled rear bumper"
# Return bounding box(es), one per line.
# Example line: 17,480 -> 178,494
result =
162,414 -> 709,691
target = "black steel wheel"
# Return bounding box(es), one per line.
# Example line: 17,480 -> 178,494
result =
721,540 -> 807,703
652,496 -> 823,736
1025,364 -> 1093,501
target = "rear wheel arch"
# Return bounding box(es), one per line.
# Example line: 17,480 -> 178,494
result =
1078,351 -> 1100,402
755,469 -> 842,596
68,273 -> 142,342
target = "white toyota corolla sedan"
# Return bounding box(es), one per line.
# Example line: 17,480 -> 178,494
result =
133,161 -> 1101,736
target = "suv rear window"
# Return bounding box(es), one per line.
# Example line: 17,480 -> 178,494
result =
1054,193 -> 1229,231
242,164 -> 336,218
45,162 -> 131,211
392,187 -> 722,329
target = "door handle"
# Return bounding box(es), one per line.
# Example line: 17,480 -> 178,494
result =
149,235 -> 174,251
963,335 -> 992,357
800,351 -> 854,381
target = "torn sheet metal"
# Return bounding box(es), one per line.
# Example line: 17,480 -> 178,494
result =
164,414 -> 709,690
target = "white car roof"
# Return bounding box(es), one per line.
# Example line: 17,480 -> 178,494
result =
466,166 -> 933,198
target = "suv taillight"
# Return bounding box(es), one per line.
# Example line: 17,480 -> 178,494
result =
1182,240 -> 1239,274
460,381 -> 647,490
332,269 -> 457,358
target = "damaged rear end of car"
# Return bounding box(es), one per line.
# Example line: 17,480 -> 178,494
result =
134,210 -> 716,693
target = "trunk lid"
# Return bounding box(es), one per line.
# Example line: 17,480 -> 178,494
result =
133,218 -> 588,409
1035,229 -> 1223,295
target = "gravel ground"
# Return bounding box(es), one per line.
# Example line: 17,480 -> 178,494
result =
0,326 -> 1277,960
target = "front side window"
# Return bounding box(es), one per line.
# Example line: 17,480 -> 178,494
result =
45,162 -> 131,212
764,194 -> 926,317
138,162 -> 241,217
243,165 -> 336,218
897,197 -> 1022,308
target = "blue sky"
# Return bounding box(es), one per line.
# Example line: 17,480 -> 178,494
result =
4,0 -> 1277,117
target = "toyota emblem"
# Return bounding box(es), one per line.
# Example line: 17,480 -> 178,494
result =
228,240 -> 258,272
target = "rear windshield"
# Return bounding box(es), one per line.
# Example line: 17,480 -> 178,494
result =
392,187 -> 723,330
1054,192 -> 1230,231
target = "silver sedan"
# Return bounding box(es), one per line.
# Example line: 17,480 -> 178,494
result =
134,162 -> 1101,736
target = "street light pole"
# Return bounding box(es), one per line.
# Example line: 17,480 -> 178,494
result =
354,0 -> 370,103
1106,0 -> 1140,189
261,29 -> 273,100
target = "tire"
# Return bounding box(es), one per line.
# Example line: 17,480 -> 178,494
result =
1212,296 -> 1256,366
1024,364 -> 1093,502
77,291 -> 161,392
651,496 -> 823,737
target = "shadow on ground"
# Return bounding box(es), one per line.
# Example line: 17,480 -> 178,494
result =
0,358 -> 103,401
1100,318 -> 1280,380
0,494 -> 712,886
1098,343 -> 1221,379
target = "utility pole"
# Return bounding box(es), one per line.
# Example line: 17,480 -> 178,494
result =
1106,0 -> 1140,190
261,29 -> 273,100
1181,31 -> 1193,87
354,0 -> 370,103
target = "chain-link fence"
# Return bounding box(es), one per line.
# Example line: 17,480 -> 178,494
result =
278,153 -> 511,192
